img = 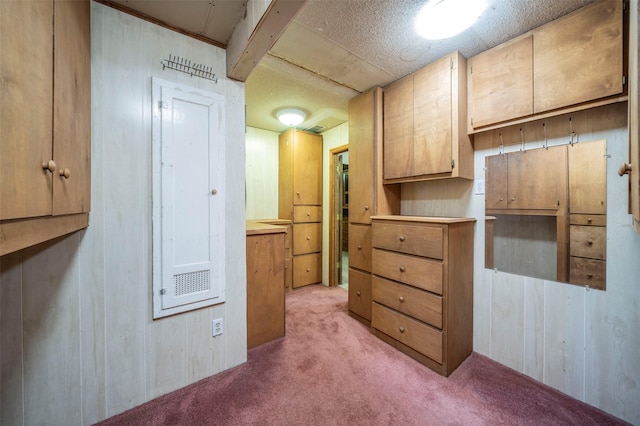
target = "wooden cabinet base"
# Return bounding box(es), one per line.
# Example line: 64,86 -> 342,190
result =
0,213 -> 89,256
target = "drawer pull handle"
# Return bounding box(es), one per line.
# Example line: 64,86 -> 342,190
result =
307,236 -> 311,240
587,240 -> 593,246
587,217 -> 593,223
356,291 -> 361,297
399,296 -> 405,303
357,245 -> 362,250
364,206 -> 369,211
58,167 -> 71,179
399,266 -> 406,272
588,274 -> 593,279
306,268 -> 310,272
42,160 -> 56,173
399,326 -> 405,333
398,235 -> 406,242
618,163 -> 632,176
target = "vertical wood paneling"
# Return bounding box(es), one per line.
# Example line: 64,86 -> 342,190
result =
245,127 -> 279,220
0,252 -> 24,426
147,317 -> 187,399
490,272 -> 525,371
186,309 -> 215,382
543,281 -> 585,400
22,235 -> 82,425
523,276 -> 544,382
472,269 -> 492,356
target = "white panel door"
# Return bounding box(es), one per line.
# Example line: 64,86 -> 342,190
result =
152,78 -> 225,318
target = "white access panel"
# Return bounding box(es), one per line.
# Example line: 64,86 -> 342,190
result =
152,78 -> 226,319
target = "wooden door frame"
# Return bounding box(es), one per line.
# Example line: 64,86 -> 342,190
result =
329,144 -> 348,287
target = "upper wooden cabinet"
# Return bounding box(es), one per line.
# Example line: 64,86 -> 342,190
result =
383,51 -> 473,183
485,146 -> 568,213
569,140 -> 607,215
469,36 -> 534,128
349,87 -> 400,225
468,0 -> 625,132
0,0 -> 91,256
278,128 -> 323,211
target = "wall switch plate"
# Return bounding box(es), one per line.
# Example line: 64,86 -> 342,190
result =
212,318 -> 223,337
475,180 -> 485,195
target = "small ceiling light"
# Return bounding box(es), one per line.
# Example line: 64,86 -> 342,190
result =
415,0 -> 487,40
277,108 -> 306,127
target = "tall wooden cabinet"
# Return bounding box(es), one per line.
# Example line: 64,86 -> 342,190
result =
278,128 -> 323,288
0,0 -> 91,256
383,51 -> 473,183
370,216 -> 475,377
347,88 -> 400,325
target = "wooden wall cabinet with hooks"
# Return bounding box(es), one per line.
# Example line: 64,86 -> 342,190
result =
468,0 -> 625,133
0,0 -> 91,256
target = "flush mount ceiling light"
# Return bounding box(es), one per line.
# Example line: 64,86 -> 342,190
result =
415,0 -> 488,40
277,108 -> 306,127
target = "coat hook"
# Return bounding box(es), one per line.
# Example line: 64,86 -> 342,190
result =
520,128 -> 525,151
499,133 -> 504,155
543,122 -> 548,150
569,117 -> 574,146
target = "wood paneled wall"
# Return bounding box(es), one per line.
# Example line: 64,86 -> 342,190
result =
0,3 -> 247,424
402,102 -> 640,425
245,127 -> 280,220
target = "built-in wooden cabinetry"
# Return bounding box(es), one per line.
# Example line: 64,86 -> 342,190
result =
383,51 -> 473,183
0,0 -> 91,256
568,140 -> 607,289
347,88 -> 400,325
469,0 -> 625,132
246,223 -> 286,348
370,216 -> 475,377
279,129 -> 323,288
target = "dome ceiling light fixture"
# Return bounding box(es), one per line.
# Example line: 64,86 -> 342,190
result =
415,0 -> 488,40
277,108 -> 307,127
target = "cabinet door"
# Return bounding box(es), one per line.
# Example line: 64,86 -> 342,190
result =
292,131 -> 322,205
53,0 -> 91,215
507,147 -> 567,210
469,36 -> 533,128
413,54 -> 452,176
485,154 -> 508,210
568,139 -> 606,214
383,76 -> 414,180
533,0 -> 623,113
349,90 -> 375,224
0,0 -> 53,220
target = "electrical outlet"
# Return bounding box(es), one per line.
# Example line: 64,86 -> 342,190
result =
212,318 -> 223,337
474,179 -> 485,195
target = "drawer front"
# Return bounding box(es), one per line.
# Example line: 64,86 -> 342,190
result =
349,224 -> 372,272
569,214 -> 606,227
372,249 -> 443,295
293,253 -> 322,288
570,225 -> 605,260
372,302 -> 443,364
372,221 -> 443,259
293,205 -> 322,223
372,276 -> 442,329
293,223 -> 322,255
348,268 -> 372,320
570,257 -> 605,290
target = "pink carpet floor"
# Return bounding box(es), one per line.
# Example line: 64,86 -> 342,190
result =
97,284 -> 627,425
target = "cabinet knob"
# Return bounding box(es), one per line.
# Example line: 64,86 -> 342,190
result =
211,189 -> 218,195
587,240 -> 593,246
511,197 -> 516,201
306,268 -> 310,272
587,274 -> 594,279
587,217 -> 592,223
499,198 -> 504,202
399,326 -> 405,333
357,245 -> 362,250
399,266 -> 406,273
58,168 -> 71,179
306,212 -> 311,216
306,236 -> 311,240
296,191 -> 301,196
398,235 -> 406,242
41,160 -> 56,173
399,296 -> 405,303
364,206 -> 369,211
356,291 -> 361,297
618,163 -> 632,176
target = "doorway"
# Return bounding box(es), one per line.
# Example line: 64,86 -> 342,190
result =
329,145 -> 348,288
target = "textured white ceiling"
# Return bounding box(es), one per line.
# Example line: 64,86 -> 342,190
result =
107,0 -> 598,133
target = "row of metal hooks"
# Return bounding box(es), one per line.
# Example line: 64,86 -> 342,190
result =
497,117 -> 579,155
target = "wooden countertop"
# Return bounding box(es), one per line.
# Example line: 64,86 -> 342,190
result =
371,215 -> 476,224
246,219 -> 290,236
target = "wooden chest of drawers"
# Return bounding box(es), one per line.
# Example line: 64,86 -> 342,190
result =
371,215 -> 475,377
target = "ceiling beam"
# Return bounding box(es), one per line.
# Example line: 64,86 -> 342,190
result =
226,0 -> 305,82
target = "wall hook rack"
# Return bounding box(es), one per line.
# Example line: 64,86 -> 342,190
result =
161,54 -> 218,83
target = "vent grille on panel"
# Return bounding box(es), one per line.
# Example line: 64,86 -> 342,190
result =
174,270 -> 210,296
